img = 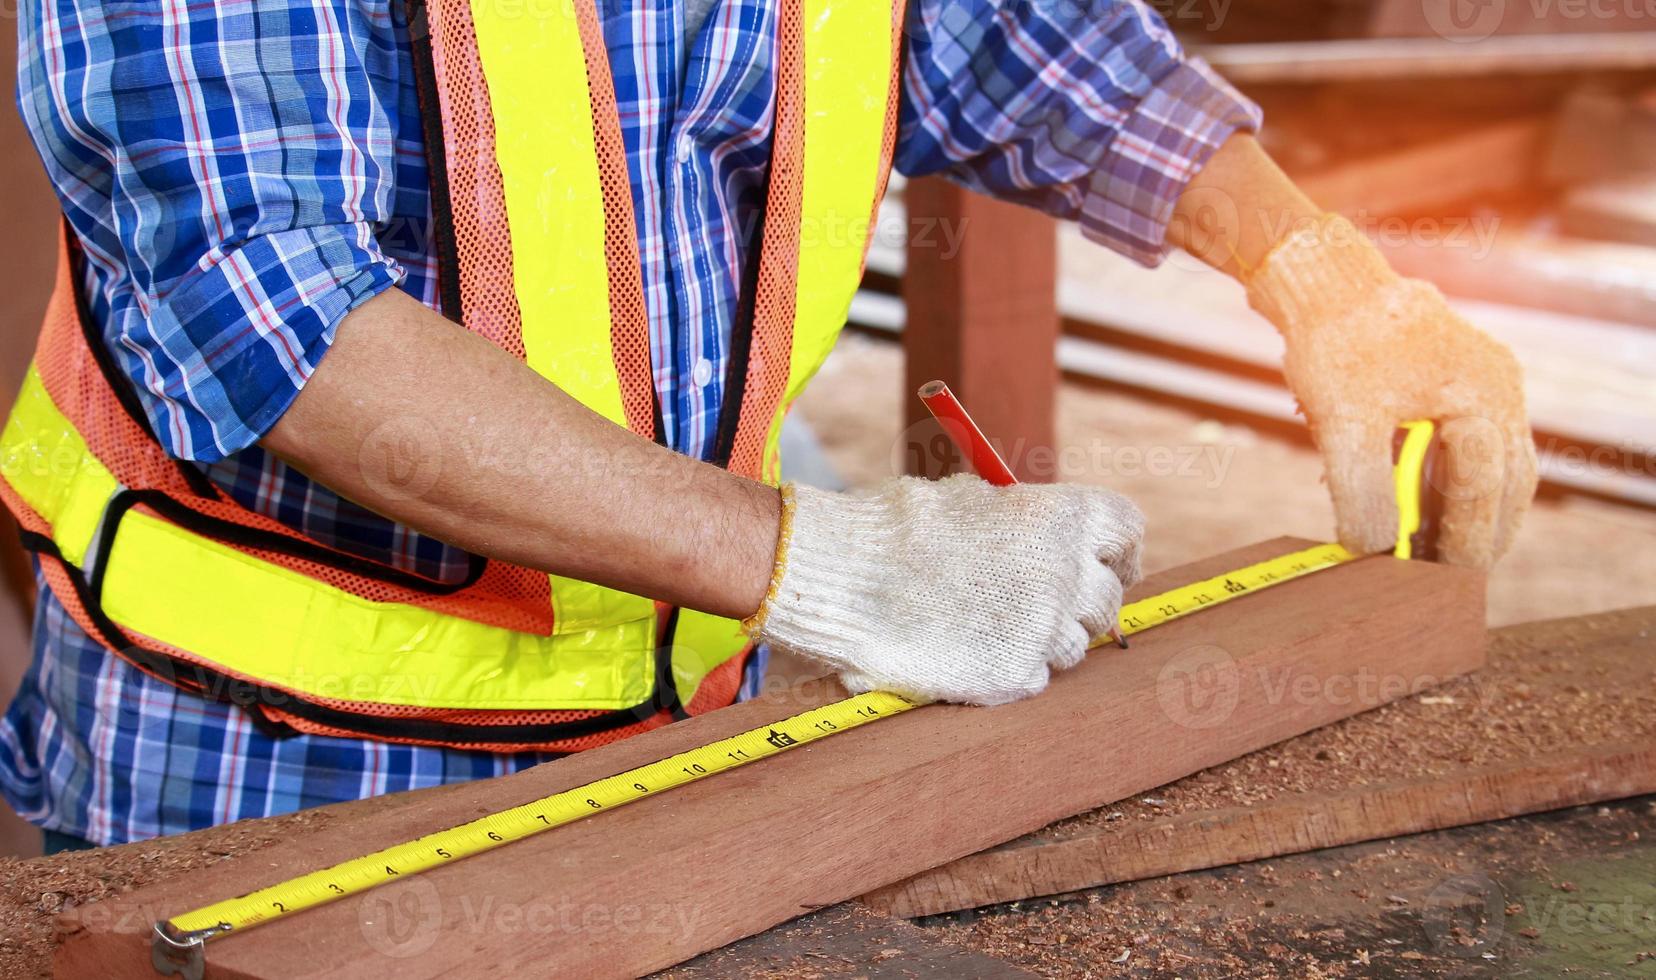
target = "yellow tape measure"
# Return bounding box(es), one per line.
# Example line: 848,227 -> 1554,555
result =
157,691 -> 917,951
153,422 -> 1442,977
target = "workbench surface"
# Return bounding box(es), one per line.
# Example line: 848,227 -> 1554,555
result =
4,606 -> 1652,978
673,796 -> 1655,978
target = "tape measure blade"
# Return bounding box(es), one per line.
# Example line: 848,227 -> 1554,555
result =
163,549 -> 1358,947
165,691 -> 916,938
1117,542 -> 1355,637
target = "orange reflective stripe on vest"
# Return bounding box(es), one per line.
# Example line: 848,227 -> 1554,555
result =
0,0 -> 905,751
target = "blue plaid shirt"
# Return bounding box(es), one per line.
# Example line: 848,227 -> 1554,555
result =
3,0 -> 1259,843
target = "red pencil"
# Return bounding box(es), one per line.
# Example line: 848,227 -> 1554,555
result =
917,381 -> 1128,649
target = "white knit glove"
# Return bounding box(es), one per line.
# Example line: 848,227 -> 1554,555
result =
745,475 -> 1144,706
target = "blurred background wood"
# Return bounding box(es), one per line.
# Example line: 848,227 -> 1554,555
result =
0,15 -> 63,857
901,178 -> 1059,482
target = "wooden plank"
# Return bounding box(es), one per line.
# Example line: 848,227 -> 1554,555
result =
1296,118 -> 1548,218
1563,176 -> 1656,249
864,602 -> 1656,917
54,538 -> 1485,979
1542,86 -> 1656,185
1377,232 -> 1656,330
1196,34 -> 1656,85
7,607 -> 1640,979
861,742 -> 1656,918
900,177 -> 1059,482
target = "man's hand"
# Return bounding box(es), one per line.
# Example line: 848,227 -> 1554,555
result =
1170,135 -> 1538,568
1245,214 -> 1538,567
746,475 -> 1144,705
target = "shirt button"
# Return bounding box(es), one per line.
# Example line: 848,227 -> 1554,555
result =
692,357 -> 713,388
676,137 -> 693,164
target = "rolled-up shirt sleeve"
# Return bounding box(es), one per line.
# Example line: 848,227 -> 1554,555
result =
19,0 -> 408,461
127,225 -> 400,461
896,0 -> 1263,267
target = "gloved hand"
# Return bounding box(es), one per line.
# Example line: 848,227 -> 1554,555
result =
744,475 -> 1144,705
1245,213 -> 1538,569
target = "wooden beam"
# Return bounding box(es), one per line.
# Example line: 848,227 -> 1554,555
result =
1296,118 -> 1548,218
1376,233 -> 1656,330
1542,86 -> 1656,185
863,602 -> 1656,916
1197,34 -> 1656,85
1562,176 -> 1656,249
901,177 -> 1059,482
55,539 -> 1484,979
861,742 -> 1656,918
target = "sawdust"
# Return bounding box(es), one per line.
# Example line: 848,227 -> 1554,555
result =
1036,607 -> 1656,840
930,797 -> 1656,978
0,808 -> 333,978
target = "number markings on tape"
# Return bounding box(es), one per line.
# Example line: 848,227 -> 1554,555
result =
1114,541 -> 1355,639
164,690 -> 917,938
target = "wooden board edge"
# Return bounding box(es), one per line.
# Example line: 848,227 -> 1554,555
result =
861,741 -> 1656,918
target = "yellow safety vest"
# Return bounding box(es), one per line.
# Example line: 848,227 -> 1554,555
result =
0,0 -> 904,750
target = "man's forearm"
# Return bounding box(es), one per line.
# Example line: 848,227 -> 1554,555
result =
1168,133 -> 1320,280
262,288 -> 779,619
